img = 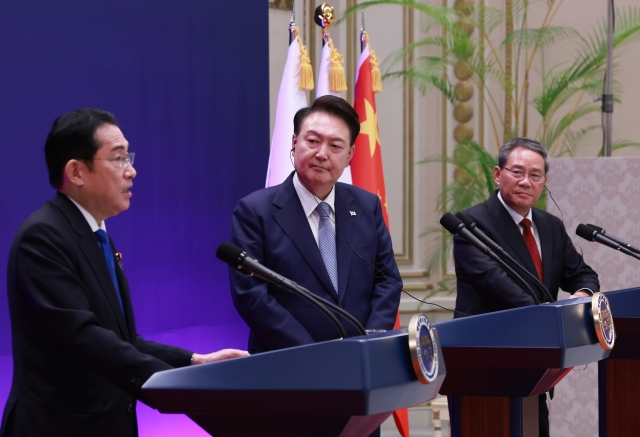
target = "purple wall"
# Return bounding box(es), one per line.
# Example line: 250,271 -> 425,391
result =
0,0 -> 269,434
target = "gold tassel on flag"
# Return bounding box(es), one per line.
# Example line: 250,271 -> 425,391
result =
363,31 -> 382,93
327,39 -> 347,93
293,27 -> 314,91
370,49 -> 382,93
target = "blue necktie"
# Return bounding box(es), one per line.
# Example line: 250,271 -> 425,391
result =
94,230 -> 124,313
316,202 -> 338,293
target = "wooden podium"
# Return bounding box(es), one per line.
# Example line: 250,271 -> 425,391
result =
435,297 -> 611,437
599,288 -> 640,437
142,329 -> 445,437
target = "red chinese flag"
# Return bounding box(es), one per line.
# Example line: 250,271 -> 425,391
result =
351,46 -> 390,229
352,46 -> 410,437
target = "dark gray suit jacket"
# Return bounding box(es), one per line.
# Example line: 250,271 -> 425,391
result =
1,193 -> 192,437
454,190 -> 599,317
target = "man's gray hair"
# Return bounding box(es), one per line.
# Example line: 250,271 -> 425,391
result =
498,137 -> 549,174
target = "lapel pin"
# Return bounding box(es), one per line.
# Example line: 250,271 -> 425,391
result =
115,252 -> 124,269
350,211 -> 356,216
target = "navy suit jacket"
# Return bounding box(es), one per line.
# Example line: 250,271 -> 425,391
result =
454,190 -> 599,317
1,193 -> 192,437
230,173 -> 401,353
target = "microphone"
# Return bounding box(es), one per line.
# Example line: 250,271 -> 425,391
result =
455,212 -> 554,303
216,242 -> 367,336
440,213 -> 541,305
586,224 -> 640,255
576,224 -> 640,261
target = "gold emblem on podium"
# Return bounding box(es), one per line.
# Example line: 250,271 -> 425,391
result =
408,314 -> 439,384
592,292 -> 615,350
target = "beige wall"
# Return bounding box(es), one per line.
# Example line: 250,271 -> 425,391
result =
268,1 -> 640,435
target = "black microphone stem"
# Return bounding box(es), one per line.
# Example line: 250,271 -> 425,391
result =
440,213 -> 541,305
456,212 -> 554,303
284,282 -> 348,338
475,243 -> 542,306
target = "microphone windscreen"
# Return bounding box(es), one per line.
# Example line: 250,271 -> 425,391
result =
455,211 -> 474,228
440,212 -> 463,235
216,242 -> 244,264
576,224 -> 597,241
586,223 -> 604,233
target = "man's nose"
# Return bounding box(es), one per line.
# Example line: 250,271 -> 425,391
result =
125,164 -> 137,178
315,144 -> 329,158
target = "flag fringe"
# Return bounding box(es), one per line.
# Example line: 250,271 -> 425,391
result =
363,31 -> 383,94
293,27 -> 314,91
326,38 -> 347,93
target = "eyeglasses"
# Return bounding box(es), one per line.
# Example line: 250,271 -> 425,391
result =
94,152 -> 135,168
502,166 -> 545,183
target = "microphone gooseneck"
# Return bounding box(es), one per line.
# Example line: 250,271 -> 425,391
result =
576,224 -> 640,261
441,212 -> 541,305
586,223 -> 640,255
217,242 -> 366,337
455,212 -> 554,303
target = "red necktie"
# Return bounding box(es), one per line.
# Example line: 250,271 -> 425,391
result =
520,218 -> 543,282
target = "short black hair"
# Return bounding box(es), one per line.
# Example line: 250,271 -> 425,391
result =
293,95 -> 360,146
498,137 -> 549,174
45,108 -> 118,189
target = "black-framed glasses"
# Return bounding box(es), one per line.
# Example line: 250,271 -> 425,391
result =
502,166 -> 545,183
94,152 -> 135,169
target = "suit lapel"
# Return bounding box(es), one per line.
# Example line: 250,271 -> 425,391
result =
334,185 -> 359,304
53,194 -> 130,340
486,192 -> 542,299
272,176 -> 338,301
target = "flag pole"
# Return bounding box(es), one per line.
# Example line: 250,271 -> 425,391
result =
289,2 -> 296,45
360,11 -> 366,53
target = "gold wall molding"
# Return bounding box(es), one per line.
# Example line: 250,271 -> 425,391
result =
394,4 -> 415,265
269,0 -> 293,10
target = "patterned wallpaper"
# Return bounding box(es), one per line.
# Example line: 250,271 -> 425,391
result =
546,157 -> 640,436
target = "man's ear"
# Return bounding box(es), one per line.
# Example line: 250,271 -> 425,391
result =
493,166 -> 501,185
347,144 -> 356,165
63,159 -> 86,187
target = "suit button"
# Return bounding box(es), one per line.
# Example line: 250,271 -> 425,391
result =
127,403 -> 133,413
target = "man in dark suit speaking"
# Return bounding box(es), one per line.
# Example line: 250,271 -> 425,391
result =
0,108 -> 248,437
230,96 -> 401,354
453,137 -> 599,437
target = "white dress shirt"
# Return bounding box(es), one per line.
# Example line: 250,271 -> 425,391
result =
292,173 -> 336,247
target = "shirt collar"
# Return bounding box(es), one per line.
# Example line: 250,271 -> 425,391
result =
293,172 -> 336,217
67,196 -> 107,233
497,191 -> 533,225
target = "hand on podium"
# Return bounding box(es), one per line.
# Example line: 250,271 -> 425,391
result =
569,289 -> 592,299
191,349 -> 249,365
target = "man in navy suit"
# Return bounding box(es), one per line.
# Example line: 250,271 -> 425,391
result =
1,108 -> 247,437
230,95 -> 401,354
453,137 -> 599,437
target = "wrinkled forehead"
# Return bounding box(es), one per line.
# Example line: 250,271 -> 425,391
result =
506,147 -> 545,170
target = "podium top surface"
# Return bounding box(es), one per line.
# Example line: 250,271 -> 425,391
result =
605,287 -> 640,318
143,329 -> 445,416
434,297 -> 609,369
436,297 -> 595,347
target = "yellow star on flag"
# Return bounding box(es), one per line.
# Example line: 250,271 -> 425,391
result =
359,98 -> 380,157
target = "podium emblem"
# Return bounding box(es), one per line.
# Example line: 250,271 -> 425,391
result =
408,314 -> 439,384
592,292 -> 615,350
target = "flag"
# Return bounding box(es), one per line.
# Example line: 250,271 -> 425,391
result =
352,37 -> 409,437
316,36 -> 351,184
265,27 -> 313,187
351,43 -> 389,228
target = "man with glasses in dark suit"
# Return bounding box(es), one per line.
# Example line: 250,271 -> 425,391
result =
452,137 -> 599,437
1,108 -> 247,437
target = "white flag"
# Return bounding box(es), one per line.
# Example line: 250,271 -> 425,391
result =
265,38 -> 309,187
316,40 -> 351,184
